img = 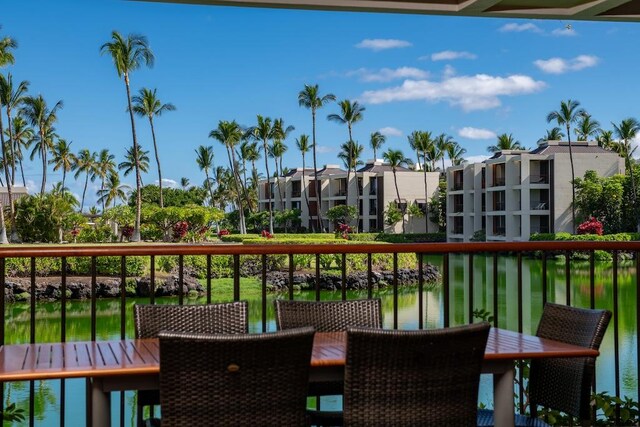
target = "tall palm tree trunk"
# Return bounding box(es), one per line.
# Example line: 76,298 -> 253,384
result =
566,125 -> 576,233
393,169 -> 405,234
40,129 -> 47,195
19,157 -> 25,187
81,172 -> 89,212
62,169 -> 66,198
148,117 -> 163,208
423,154 -> 429,233
301,154 -> 312,232
0,198 -> 8,244
311,109 -> 322,232
0,108 -> 16,241
274,157 -> 284,211
101,177 -> 106,212
263,140 -> 274,234
205,170 -> 214,205
6,108 -> 16,185
227,146 -> 246,234
124,74 -> 142,242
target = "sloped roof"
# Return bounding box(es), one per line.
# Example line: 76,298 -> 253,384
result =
357,163 -> 412,173
529,144 -> 615,155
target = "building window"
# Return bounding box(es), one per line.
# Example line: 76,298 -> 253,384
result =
291,181 -> 301,198
453,217 -> 464,234
359,199 -> 363,216
493,191 -> 505,211
369,203 -> 377,215
453,171 -> 463,190
493,216 -> 506,236
396,199 -> 407,214
481,193 -> 486,212
291,201 -> 301,211
336,178 -> 347,196
492,165 -> 505,187
369,219 -> 378,231
415,199 -> 427,214
369,177 -> 377,195
453,195 -> 463,213
358,177 -> 363,195
309,180 -> 317,197
309,201 -> 318,216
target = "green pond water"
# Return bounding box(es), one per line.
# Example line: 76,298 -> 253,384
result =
3,254 -> 636,426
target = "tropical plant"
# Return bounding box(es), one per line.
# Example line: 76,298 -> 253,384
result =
97,172 -> 131,208
94,149 -> 116,212
14,192 -> 78,243
328,99 -> 365,143
540,127 -> 565,142
612,118 -> 640,229
370,131 -> 386,161
49,139 -> 76,198
547,99 -> 585,232
295,134 -> 313,230
326,205 -> 357,228
596,130 -> 617,151
0,32 -> 16,244
195,145 -> 215,205
249,115 -> 275,234
411,130 -> 434,232
73,149 -> 97,213
0,73 -> 29,185
131,87 -> 175,208
180,177 -> 190,190
487,133 -> 523,153
271,118 -> 294,211
9,115 -> 34,186
298,84 -> 335,232
575,113 -> 601,141
100,30 -> 154,242
119,145 -> 150,180
435,133 -> 454,171
383,148 -> 412,233
447,141 -> 467,166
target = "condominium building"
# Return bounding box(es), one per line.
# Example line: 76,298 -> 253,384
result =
258,160 -> 441,233
446,140 -> 625,242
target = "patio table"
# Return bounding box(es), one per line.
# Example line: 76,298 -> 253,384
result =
0,328 -> 598,427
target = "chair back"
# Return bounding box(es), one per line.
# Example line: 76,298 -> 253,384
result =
274,298 -> 382,332
529,303 -> 611,420
344,323 -> 490,427
158,327 -> 315,427
134,301 -> 248,338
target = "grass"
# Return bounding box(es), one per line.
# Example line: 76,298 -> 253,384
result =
208,277 -> 263,298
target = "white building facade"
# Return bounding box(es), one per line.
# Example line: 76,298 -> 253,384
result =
446,141 -> 625,242
258,160 -> 441,233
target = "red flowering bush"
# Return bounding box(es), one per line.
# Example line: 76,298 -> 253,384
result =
217,229 -> 230,238
261,230 -> 274,239
173,221 -> 189,240
577,217 -> 603,235
121,226 -> 134,240
337,223 -> 353,240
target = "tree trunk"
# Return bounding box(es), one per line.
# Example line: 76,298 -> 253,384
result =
274,157 -> 284,212
301,153 -> 312,232
124,74 -> 142,242
311,109 -> 322,232
228,145 -> 246,234
393,169 -> 405,234
81,172 -> 89,212
148,117 -> 163,208
6,108 -> 16,185
0,107 -> 17,241
423,154 -> 429,233
567,125 -> 576,233
263,140 -> 274,234
19,156 -> 25,187
40,128 -> 47,195
0,198 -> 9,244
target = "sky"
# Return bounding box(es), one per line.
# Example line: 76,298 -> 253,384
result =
1,0 -> 639,209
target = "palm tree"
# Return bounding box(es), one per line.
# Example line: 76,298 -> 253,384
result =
575,113 -> 601,141
21,95 -> 63,194
100,31 -> 154,242
272,118 -> 294,211
49,139 -> 76,198
0,29 -> 15,244
73,149 -> 97,212
0,73 -> 29,185
10,115 -> 34,186
180,177 -> 190,190
370,131 -> 386,161
131,87 -> 175,208
195,145 -> 215,206
487,133 -> 523,153
95,149 -> 116,212
612,118 -> 640,229
337,140 -> 364,229
249,115 -> 275,234
296,134 -> 313,230
412,131 -> 434,232
597,130 -> 616,151
209,120 -> 247,234
119,145 -> 150,182
435,134 -> 455,171
547,99 -> 585,232
97,172 -> 131,209
540,127 -> 565,142
447,141 -> 467,166
298,84 -> 335,232
383,148 -> 412,233
328,100 -> 365,143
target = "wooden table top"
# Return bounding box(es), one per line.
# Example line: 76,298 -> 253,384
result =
0,328 -> 599,382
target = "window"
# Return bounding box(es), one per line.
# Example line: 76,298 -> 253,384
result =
369,177 -> 377,195
453,170 -> 463,190
291,181 -> 301,198
453,217 -> 464,234
291,201 -> 301,211
453,195 -> 463,213
369,219 -> 378,231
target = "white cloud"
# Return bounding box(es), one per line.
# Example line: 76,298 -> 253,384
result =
25,179 -> 38,195
499,23 -> 542,33
355,39 -> 412,51
443,65 -> 456,78
347,67 -> 429,83
156,178 -> 178,188
431,50 -> 477,61
379,127 -> 403,137
360,74 -> 546,112
458,127 -> 497,140
534,55 -> 599,74
316,145 -> 335,154
552,27 -> 577,37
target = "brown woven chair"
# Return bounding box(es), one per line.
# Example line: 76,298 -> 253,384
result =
341,323 -> 491,426
133,301 -> 248,426
274,298 -> 382,400
477,303 -> 611,427
158,327 -> 315,427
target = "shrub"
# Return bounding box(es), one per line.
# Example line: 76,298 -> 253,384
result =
577,217 -> 604,235
173,221 -> 189,240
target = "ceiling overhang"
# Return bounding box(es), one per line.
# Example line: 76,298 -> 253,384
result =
141,0 -> 640,22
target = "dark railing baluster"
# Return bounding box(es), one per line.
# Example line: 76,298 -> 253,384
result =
418,254 -> 424,330
565,251 -> 571,306
613,250 -> 620,424
178,255 -> 184,305
233,254 -> 240,302
542,251 -> 547,306
288,254 -> 294,301
468,253 -> 474,324
589,250 -> 595,310
150,255 -> 156,304
341,253 -> 347,301
636,251 -> 640,405
492,253 -> 498,328
315,254 -> 320,301
30,257 -> 35,427
0,258 -> 5,418
517,252 -> 523,414
443,253 -> 450,328
91,256 -> 97,342
206,255 -> 211,304
120,256 -> 126,339
367,253 -> 372,299
60,256 -> 66,427
393,252 -> 398,329
261,254 -> 267,332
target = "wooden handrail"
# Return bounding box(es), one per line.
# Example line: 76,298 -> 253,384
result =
0,240 -> 637,258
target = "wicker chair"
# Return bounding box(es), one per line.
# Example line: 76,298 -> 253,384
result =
342,323 -> 491,426
274,298 -> 382,332
133,301 -> 248,426
274,298 -> 382,399
158,327 -> 315,427
477,303 -> 611,427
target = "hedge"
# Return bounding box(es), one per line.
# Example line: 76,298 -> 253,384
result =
4,256 -> 148,277
529,232 -> 640,242
221,232 -> 447,244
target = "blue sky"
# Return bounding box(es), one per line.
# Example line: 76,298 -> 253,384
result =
2,0 -> 639,209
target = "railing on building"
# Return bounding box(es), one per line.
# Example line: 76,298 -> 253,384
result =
494,202 -> 506,211
530,175 -> 549,184
291,190 -> 302,198
493,177 -> 506,187
0,241 -> 638,426
531,201 -> 548,210
453,181 -> 464,191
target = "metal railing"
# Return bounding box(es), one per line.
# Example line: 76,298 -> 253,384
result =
0,241 -> 638,426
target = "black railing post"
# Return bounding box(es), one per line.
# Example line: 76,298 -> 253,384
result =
443,253 -> 450,328
341,253 -> 347,301
206,255 -> 211,304
150,255 -> 156,304
261,254 -> 267,332
613,250 -> 620,425
288,254 -> 295,301
468,253 -> 474,324
393,252 -> 398,329
418,254 -> 424,330
233,254 -> 240,302
565,251 -> 571,306
367,253 -> 373,299
178,255 -> 184,305
492,253 -> 498,328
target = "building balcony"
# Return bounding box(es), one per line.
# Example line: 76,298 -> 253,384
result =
492,177 -> 505,187
530,174 -> 549,184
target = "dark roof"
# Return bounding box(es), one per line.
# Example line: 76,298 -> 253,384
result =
316,166 -> 346,176
357,163 -> 411,173
282,168 -> 314,178
530,143 -> 615,155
